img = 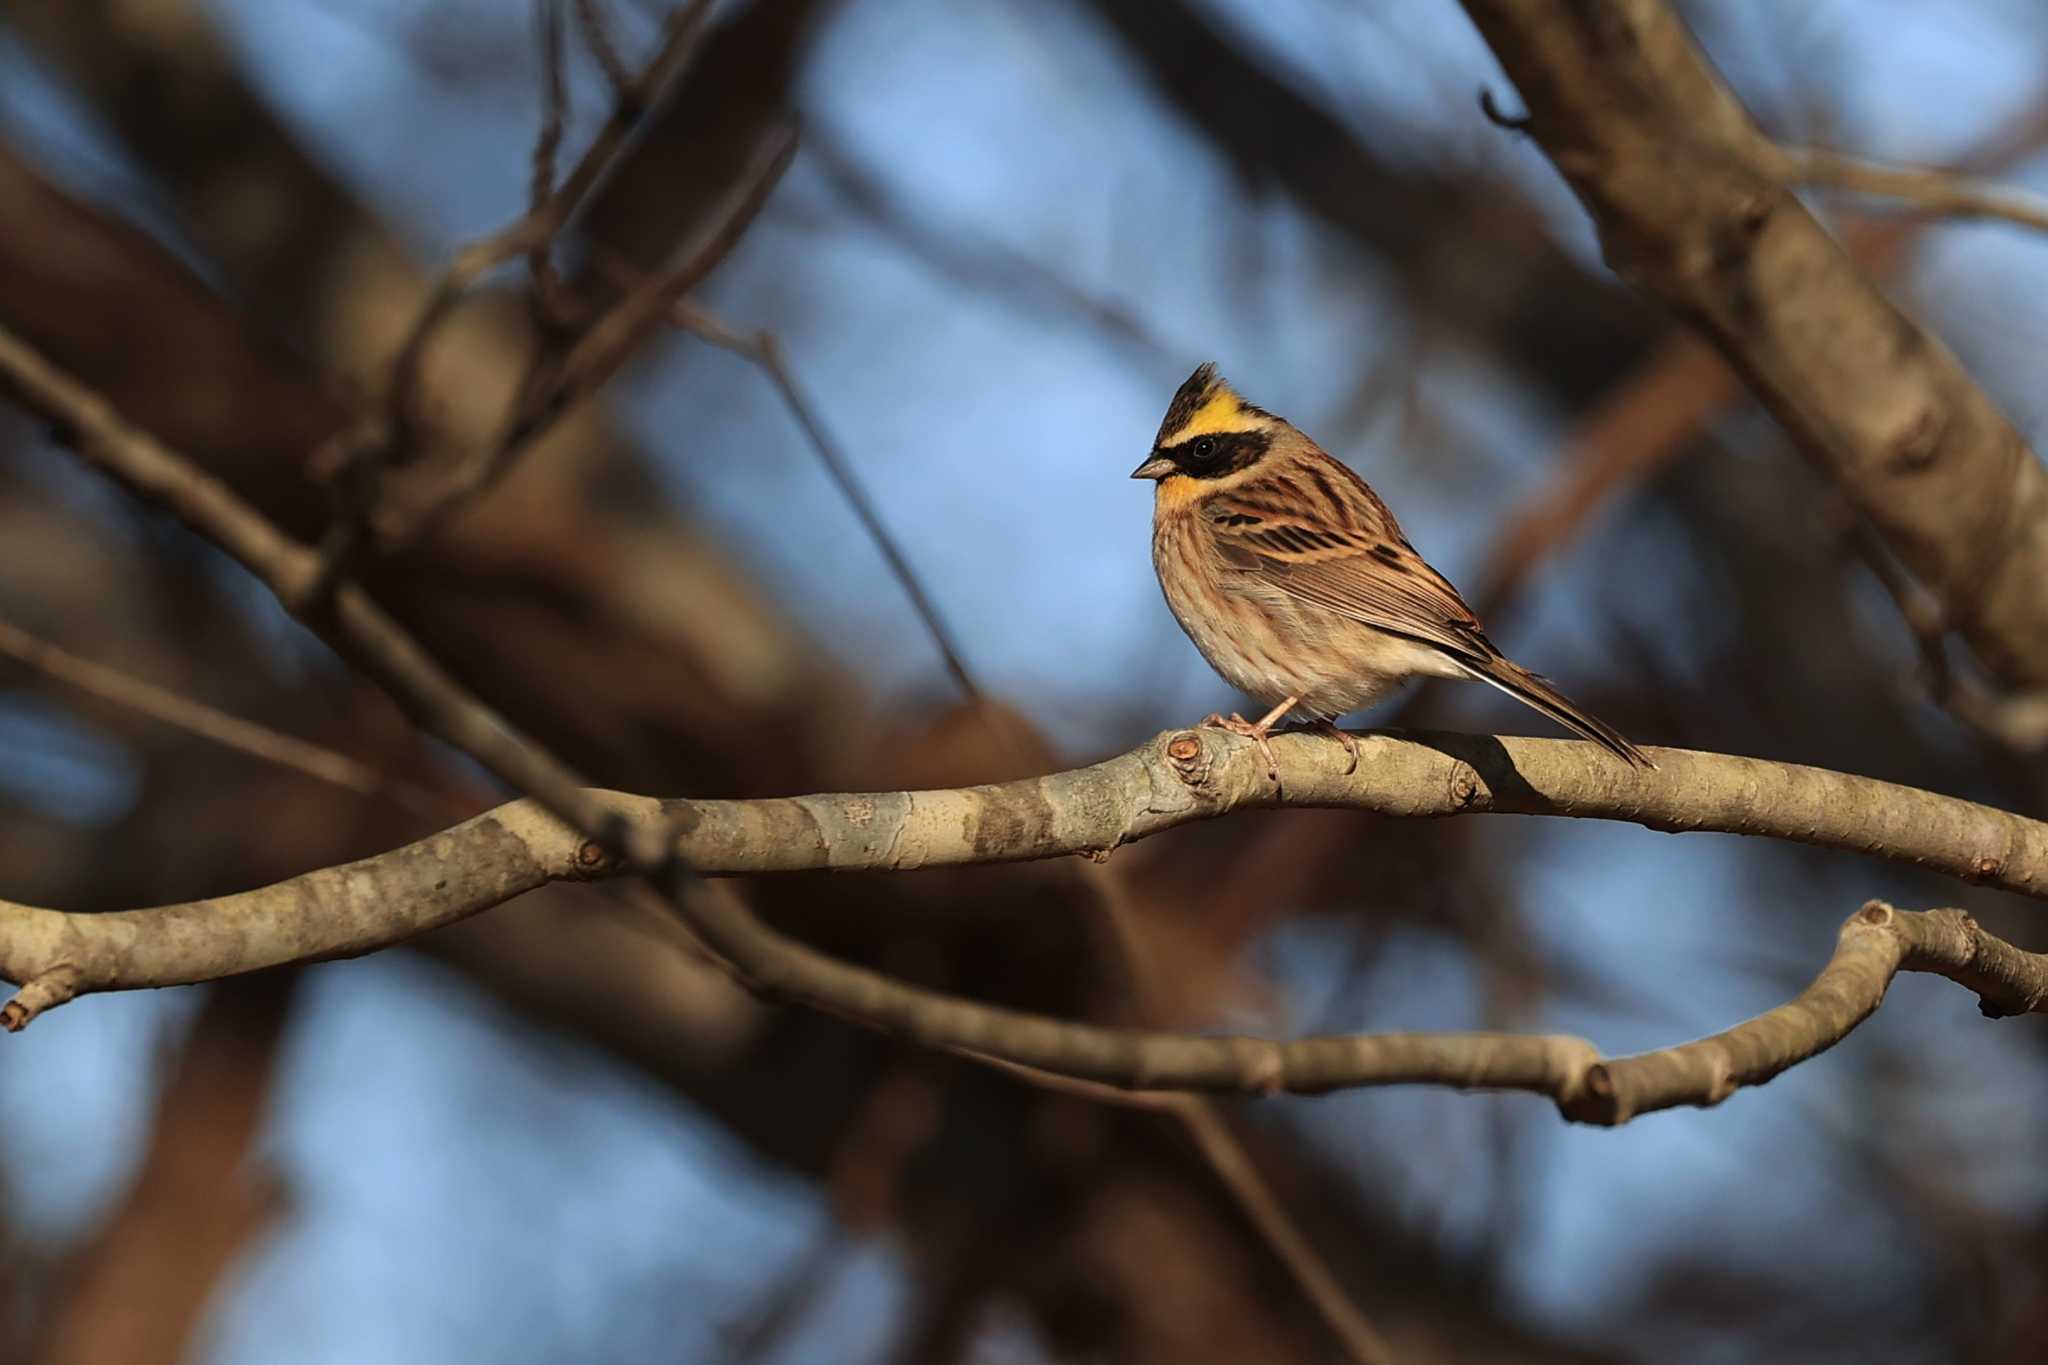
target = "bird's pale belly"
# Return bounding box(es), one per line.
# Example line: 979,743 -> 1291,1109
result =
1156,535 -> 1460,721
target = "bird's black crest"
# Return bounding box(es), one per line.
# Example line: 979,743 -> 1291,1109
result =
1154,362 -> 1270,448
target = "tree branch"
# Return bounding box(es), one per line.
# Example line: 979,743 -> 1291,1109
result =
0,617 -> 446,819
1789,147 -> 2048,236
3,719 -> 2046,1014
653,294 -> 984,702
1469,91 -> 2048,619
1458,0 -> 2048,691
959,901 -> 2048,1124
0,322 -> 621,850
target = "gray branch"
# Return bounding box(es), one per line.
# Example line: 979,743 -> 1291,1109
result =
1458,0 -> 2048,690
10,725 -> 2048,997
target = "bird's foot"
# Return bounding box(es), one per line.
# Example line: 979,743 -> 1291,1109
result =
1200,712 -> 1280,782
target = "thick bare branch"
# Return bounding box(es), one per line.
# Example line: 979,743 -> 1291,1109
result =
12,850 -> 2024,1121
1839,508 -> 2048,753
1470,104 -> 2048,617
1458,0 -> 2048,690
4,720 -> 2048,1020
0,798 -> 601,1028
660,728 -> 2048,893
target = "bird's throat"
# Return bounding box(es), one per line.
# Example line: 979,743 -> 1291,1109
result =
1155,474 -> 1208,514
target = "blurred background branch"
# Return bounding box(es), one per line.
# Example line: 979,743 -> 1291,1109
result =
1461,0 -> 2048,694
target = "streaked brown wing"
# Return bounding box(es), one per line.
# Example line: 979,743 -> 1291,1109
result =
1202,479 -> 1495,662
1192,450 -> 1652,766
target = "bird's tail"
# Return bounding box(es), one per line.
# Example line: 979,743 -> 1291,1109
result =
1455,654 -> 1654,768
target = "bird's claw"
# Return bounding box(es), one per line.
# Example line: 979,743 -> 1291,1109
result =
1200,712 -> 1280,782
1305,720 -> 1359,774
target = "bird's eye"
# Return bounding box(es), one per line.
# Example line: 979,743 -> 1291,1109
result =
1190,437 -> 1219,462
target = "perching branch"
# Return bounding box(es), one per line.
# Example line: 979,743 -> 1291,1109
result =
1,718 -> 2045,1013
1458,0 -> 2048,693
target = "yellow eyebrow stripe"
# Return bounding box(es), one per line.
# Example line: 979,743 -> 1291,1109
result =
1170,390 -> 1262,440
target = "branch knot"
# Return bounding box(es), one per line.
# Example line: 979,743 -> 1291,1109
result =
1164,730 -> 1215,791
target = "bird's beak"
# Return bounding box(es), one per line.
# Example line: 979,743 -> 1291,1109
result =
1130,453 -> 1175,481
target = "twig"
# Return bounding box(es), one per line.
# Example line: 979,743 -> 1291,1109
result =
1175,1091 -> 1397,1362
1472,335 -> 1736,618
0,618 -> 447,819
953,1041 -> 1406,1347
385,0 -> 713,425
384,122 -> 798,552
572,0 -> 639,101
482,125 -> 795,469
1838,508 -> 2048,752
1070,841 -> 1392,1361
374,96 -> 798,553
1786,147 -> 2048,236
646,889 -> 2048,1123
0,607 -> 716,1029
662,297 -> 982,700
526,0 -> 577,329
803,128 -> 1171,361
306,0 -> 720,588
946,1043 -> 1401,1358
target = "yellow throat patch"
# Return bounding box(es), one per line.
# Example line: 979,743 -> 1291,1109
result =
1154,473 -> 1210,513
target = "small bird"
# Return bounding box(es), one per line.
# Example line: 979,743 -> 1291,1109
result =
1132,364 -> 1650,777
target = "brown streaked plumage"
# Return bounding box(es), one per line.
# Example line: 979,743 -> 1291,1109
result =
1132,364 -> 1651,777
